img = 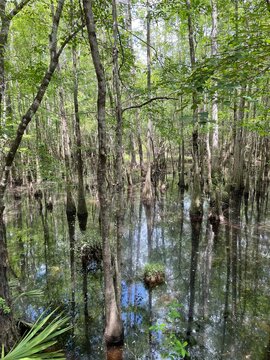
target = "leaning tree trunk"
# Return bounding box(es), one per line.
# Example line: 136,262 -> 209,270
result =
83,0 -> 123,346
0,0 -> 66,349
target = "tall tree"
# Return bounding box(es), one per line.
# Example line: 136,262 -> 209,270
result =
0,0 -> 31,120
185,0 -> 203,218
142,0 -> 153,204
0,0 -> 81,348
82,0 -> 124,346
70,0 -> 88,230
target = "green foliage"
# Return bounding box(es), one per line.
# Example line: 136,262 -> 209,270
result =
1,310 -> 71,360
38,143 -> 61,181
143,262 -> 165,277
13,290 -> 44,306
150,300 -> 189,359
241,115 -> 270,136
166,336 -> 189,359
0,298 -> 11,315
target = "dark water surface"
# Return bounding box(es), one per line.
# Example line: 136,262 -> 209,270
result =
5,183 -> 270,359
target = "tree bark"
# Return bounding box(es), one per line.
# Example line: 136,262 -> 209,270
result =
211,0 -> 219,155
186,0 -> 203,218
142,0 -> 153,204
83,0 -> 123,346
59,76 -> 77,220
112,0 -> 124,316
70,0 -> 88,230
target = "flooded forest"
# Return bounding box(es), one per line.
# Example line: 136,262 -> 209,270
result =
0,0 -> 269,359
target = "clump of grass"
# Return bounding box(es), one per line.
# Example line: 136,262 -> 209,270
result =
143,263 -> 165,289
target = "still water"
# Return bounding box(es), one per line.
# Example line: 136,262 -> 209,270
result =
5,183 -> 270,359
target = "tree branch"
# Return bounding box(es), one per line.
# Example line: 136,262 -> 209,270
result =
122,96 -> 178,113
0,0 -> 67,198
8,0 -> 31,19
56,22 -> 85,58
118,23 -> 164,67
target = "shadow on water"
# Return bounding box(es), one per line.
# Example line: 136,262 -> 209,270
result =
4,182 -> 270,359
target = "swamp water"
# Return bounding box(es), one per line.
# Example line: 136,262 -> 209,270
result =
5,183 -> 270,359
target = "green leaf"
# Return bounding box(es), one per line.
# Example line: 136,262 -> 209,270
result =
2,310 -> 71,360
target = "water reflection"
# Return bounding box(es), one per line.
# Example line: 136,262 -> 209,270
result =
4,183 -> 270,359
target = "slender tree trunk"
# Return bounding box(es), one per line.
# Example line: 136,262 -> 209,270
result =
70,1 -> 88,230
231,90 -> 246,194
142,0 -> 153,204
187,217 -> 202,337
112,0 -> 124,317
137,111 -> 144,178
208,1 -> 222,221
186,0 -> 203,218
59,79 -> 76,220
0,1 -> 10,122
211,0 -> 219,163
0,0 -> 66,349
83,0 -> 123,346
112,0 -> 123,192
178,104 -> 185,189
0,206 -> 18,350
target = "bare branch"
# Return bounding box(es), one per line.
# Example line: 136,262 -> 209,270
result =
122,96 -> 178,113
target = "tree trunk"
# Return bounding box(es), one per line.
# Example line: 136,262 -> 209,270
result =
142,0 -> 153,204
70,2 -> 88,230
112,0 -> 124,315
186,0 -> 203,218
0,205 -> 18,350
0,1 -> 10,122
137,111 -> 144,178
83,0 -> 123,346
211,0 -> 219,166
231,90 -> 246,195
59,79 -> 76,220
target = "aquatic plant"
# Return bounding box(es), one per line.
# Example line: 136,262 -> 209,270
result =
150,300 -> 189,359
